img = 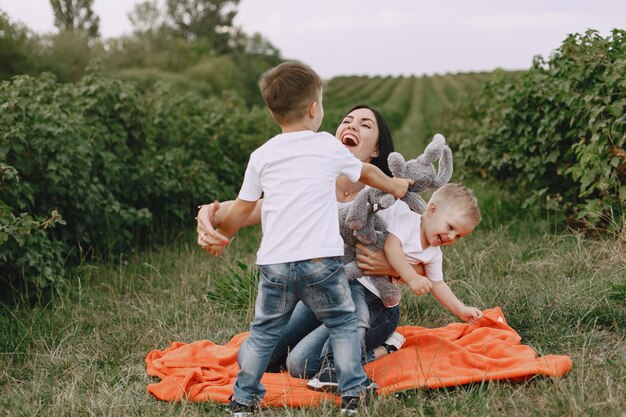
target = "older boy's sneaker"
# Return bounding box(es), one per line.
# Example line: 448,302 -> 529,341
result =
307,367 -> 379,394
340,396 -> 363,415
228,395 -> 257,417
383,331 -> 406,353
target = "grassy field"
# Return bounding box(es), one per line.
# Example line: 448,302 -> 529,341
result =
1,183 -> 624,417
1,72 -> 625,416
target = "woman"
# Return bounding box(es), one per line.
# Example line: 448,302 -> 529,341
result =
197,104 -> 425,379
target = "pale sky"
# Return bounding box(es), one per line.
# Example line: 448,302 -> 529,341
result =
1,0 -> 625,79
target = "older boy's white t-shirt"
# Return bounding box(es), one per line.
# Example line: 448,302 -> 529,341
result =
238,130 -> 363,265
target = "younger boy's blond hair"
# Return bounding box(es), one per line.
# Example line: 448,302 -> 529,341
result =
430,183 -> 482,226
258,61 -> 323,124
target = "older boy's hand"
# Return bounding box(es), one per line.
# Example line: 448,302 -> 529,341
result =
457,306 -> 483,324
391,178 -> 413,199
407,276 -> 433,296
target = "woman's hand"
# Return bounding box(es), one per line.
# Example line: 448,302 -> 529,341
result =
355,243 -> 396,276
197,201 -> 229,248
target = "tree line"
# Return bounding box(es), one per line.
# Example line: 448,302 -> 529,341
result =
0,0 -> 282,105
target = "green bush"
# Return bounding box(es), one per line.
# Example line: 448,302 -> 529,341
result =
111,67 -> 213,96
0,71 -> 276,289
449,29 -> 625,229
184,56 -> 244,97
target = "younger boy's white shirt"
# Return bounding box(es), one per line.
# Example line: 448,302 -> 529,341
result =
238,130 -> 363,265
386,211 -> 444,281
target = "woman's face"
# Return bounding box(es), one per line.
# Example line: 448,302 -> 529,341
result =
335,108 -> 380,163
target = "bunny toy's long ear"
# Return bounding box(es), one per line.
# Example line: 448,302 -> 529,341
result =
433,145 -> 453,188
420,134 -> 446,165
387,152 -> 406,178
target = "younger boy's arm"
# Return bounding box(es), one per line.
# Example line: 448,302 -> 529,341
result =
206,198 -> 257,256
430,280 -> 483,324
384,233 -> 433,296
355,243 -> 426,278
359,163 -> 412,199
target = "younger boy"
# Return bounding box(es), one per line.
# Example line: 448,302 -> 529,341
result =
384,182 -> 483,325
308,183 -> 482,391
206,61 -> 411,416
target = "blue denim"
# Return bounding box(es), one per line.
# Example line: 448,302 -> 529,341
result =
267,287 -> 400,379
233,257 -> 367,406
323,280 -> 389,365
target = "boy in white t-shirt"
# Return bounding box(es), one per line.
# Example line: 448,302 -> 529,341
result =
206,62 -> 412,416
307,183 -> 483,392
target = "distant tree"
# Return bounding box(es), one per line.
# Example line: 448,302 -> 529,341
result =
49,0 -> 100,39
128,0 -> 162,34
0,11 -> 35,79
231,29 -> 280,57
165,0 -> 239,53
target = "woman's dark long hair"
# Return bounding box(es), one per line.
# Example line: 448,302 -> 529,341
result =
343,104 -> 395,177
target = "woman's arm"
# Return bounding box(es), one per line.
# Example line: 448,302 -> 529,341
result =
197,199 -> 263,247
355,242 -> 426,277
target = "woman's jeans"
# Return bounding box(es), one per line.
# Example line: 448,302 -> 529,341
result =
266,281 -> 400,379
233,257 -> 367,406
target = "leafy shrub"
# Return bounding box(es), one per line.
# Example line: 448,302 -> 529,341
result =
112,67 -> 213,96
184,56 -> 244,97
0,70 -> 275,289
449,30 -> 625,229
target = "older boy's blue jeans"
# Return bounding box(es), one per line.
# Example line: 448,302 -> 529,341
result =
232,257 -> 367,406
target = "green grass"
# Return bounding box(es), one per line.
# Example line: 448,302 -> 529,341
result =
1,196 -> 624,416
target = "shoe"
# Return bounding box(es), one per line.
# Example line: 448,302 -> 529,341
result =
307,367 -> 379,393
340,396 -> 363,415
383,331 -> 406,353
307,366 -> 338,392
228,395 -> 257,416
308,367 -> 379,396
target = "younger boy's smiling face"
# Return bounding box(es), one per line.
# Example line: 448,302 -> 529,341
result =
420,202 -> 476,248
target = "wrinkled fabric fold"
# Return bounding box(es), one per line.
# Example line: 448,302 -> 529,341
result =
146,307 -> 572,407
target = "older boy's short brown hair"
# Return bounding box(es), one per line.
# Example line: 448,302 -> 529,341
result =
258,61 -> 323,124
430,183 -> 482,226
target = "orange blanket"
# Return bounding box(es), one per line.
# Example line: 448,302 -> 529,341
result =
145,307 -> 571,406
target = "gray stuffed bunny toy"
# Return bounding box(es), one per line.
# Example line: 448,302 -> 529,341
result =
346,133 -> 453,245
340,133 -> 453,307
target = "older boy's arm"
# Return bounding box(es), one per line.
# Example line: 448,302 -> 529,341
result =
206,198 -> 257,256
430,280 -> 483,323
198,199 -> 263,248
384,234 -> 432,296
359,163 -> 413,199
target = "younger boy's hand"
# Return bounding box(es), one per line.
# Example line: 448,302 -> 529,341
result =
391,178 -> 414,199
407,276 -> 433,296
457,306 -> 483,324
